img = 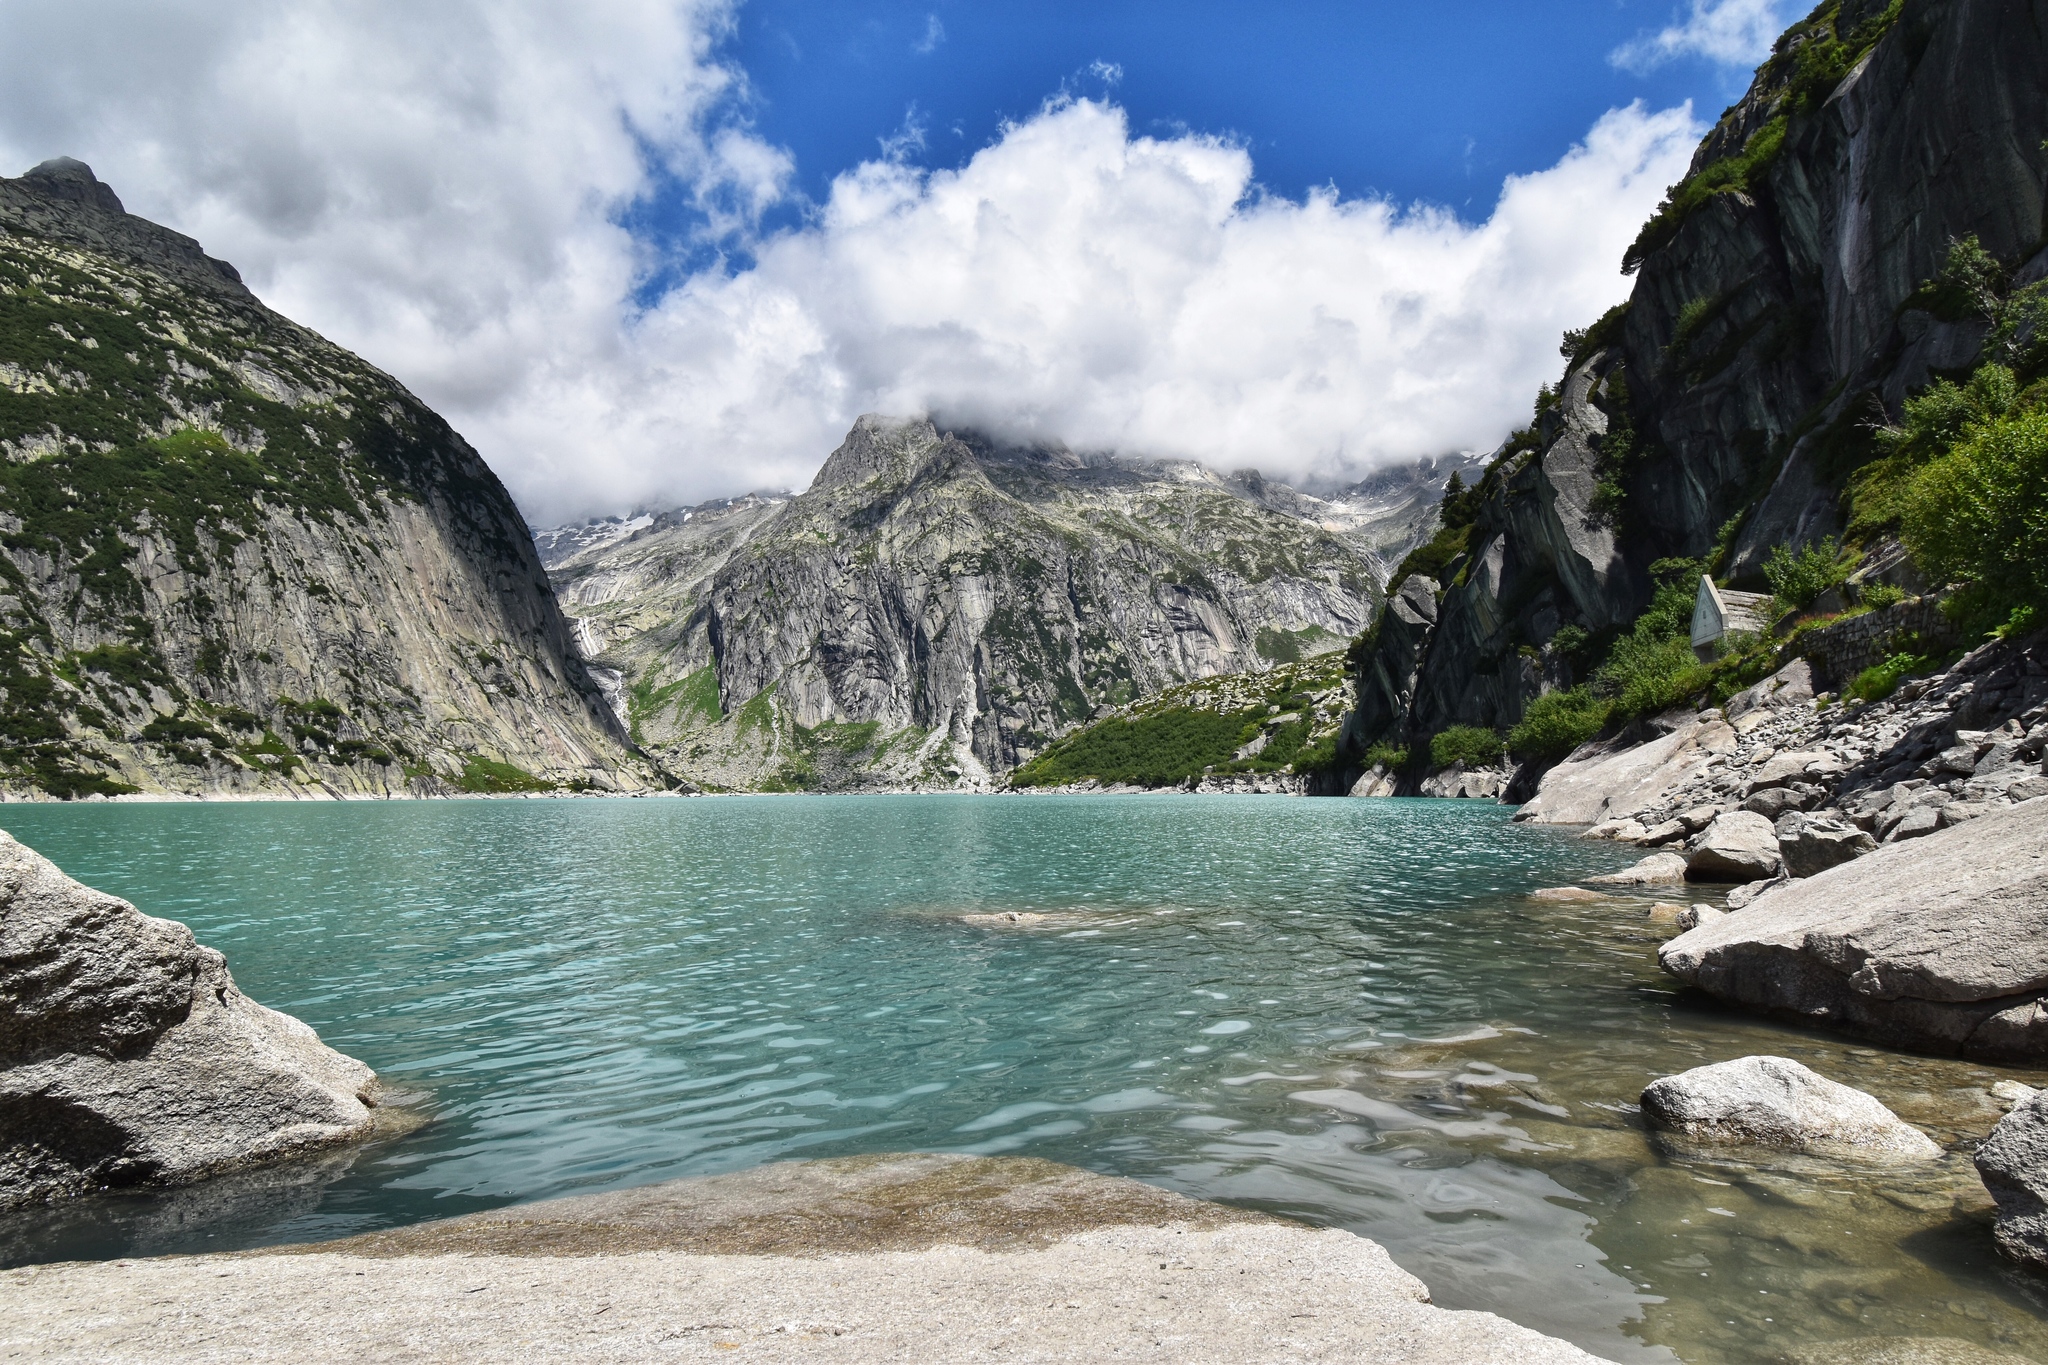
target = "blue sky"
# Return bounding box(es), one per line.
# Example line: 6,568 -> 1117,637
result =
728,0 -> 1753,224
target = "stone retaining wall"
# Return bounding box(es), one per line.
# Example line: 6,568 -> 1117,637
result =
1787,596 -> 1959,691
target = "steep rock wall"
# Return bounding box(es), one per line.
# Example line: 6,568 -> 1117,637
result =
0,159 -> 646,797
1340,0 -> 2048,783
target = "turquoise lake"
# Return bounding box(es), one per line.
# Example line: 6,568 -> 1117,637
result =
4,794 -> 2047,1363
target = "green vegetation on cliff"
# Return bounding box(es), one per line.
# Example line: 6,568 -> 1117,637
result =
1009,652 -> 1349,789
1622,1 -> 1906,274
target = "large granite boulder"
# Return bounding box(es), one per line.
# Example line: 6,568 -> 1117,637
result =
1976,1090 -> 2048,1270
1686,810 -> 1784,882
1641,1055 -> 1940,1159
1659,798 -> 2048,1058
0,830 -> 378,1207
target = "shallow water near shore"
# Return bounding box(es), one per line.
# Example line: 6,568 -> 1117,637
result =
3,794 -> 2046,1362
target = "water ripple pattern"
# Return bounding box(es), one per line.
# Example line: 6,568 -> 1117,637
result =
4,796 -> 2046,1364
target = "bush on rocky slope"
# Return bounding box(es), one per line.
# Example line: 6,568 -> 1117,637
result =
1904,407 -> 2048,626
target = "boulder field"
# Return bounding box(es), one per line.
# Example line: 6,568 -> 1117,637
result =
0,830 -> 379,1207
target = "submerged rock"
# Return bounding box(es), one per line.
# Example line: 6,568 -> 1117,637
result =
1686,811 -> 1784,882
1529,886 -> 1605,903
1586,851 -> 1689,886
1975,1090 -> 2048,1270
1659,798 -> 2048,1058
0,830 -> 378,1207
1640,1055 -> 1941,1160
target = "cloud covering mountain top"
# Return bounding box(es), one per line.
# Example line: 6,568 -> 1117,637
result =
0,0 -> 1700,523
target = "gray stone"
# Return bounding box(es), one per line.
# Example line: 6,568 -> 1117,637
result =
1641,1055 -> 1940,1159
1777,811 -> 1877,878
1678,804 -> 1723,832
0,831 -> 378,1207
1749,748 -> 1831,790
1348,765 -> 1398,798
1925,745 -> 1983,778
1726,872 -> 1789,910
1516,712 -> 1736,827
1743,786 -> 1811,820
1677,904 -> 1725,932
1888,806 -> 1945,842
1724,661 -> 1816,723
1659,798 -> 2048,1058
1992,1079 -> 2040,1111
1686,810 -> 1784,882
1586,851 -> 1690,887
1639,818 -> 1690,846
1975,1091 -> 2048,1270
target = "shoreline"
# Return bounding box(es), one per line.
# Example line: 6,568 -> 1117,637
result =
0,1154 -> 1608,1364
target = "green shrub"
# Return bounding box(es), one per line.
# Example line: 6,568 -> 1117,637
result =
1428,725 -> 1503,771
458,757 -> 557,794
1858,582 -> 1906,610
1508,687 -> 1611,762
1902,408 -> 2048,619
1362,742 -> 1408,771
1549,623 -> 1591,664
1388,523 -> 1471,593
1011,706 -> 1256,788
1561,301 -> 1631,363
1598,632 -> 1711,716
1762,537 -> 1847,609
1849,652 -> 1927,703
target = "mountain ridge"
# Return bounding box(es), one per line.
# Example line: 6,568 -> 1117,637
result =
543,416 -> 1405,791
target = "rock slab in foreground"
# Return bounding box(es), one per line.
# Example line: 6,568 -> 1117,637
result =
0,830 -> 377,1207
1975,1090 -> 2048,1271
1641,1055 -> 1941,1160
0,1154 -> 1612,1364
1659,798 -> 2048,1058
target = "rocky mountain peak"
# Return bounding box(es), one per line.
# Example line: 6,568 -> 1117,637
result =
19,157 -> 125,215
1,157 -> 247,297
807,415 -> 949,493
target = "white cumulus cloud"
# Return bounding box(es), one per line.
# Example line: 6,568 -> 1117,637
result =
1612,0 -> 1788,73
0,2 -> 1701,524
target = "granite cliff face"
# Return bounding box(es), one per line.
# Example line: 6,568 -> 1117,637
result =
0,159 -> 647,797
546,418 -> 1382,790
1341,0 -> 2048,784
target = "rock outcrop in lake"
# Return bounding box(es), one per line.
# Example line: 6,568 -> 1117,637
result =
1658,796 -> 2048,1058
0,158 -> 649,797
544,418 -> 1384,792
1641,1055 -> 1941,1159
0,829 -> 377,1206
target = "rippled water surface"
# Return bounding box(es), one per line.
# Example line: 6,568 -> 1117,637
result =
5,795 -> 2047,1362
